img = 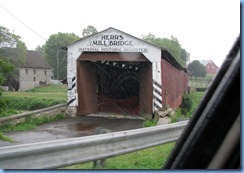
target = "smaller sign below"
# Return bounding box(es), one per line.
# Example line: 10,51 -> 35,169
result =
79,47 -> 148,53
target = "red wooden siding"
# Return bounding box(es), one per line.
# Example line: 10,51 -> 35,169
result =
161,59 -> 188,109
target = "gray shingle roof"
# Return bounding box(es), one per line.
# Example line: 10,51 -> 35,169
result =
22,50 -> 52,69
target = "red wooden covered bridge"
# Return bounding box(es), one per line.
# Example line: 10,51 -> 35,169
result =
63,27 -> 188,118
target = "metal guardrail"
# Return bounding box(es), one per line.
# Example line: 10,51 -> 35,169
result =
0,120 -> 188,169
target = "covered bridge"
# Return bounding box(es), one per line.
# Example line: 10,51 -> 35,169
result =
63,27 -> 188,118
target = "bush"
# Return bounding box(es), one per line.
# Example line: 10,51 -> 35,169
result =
6,97 -> 64,111
0,109 -> 19,118
0,132 -> 15,143
143,118 -> 158,127
196,88 -> 207,92
181,93 -> 193,115
0,93 -> 17,117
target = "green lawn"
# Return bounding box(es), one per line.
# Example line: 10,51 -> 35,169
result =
26,84 -> 67,93
63,142 -> 175,169
3,84 -> 67,101
1,84 -> 67,117
190,91 -> 205,110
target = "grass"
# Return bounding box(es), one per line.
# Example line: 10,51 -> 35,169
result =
3,84 -> 67,101
1,84 -> 67,117
190,91 -> 205,110
170,91 -> 205,123
143,118 -> 158,127
0,131 -> 15,143
0,109 -> 21,117
62,142 -> 175,169
1,97 -> 64,113
4,92 -> 66,100
26,84 -> 67,93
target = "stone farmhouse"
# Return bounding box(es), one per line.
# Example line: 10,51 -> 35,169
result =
19,50 -> 52,91
199,60 -> 219,75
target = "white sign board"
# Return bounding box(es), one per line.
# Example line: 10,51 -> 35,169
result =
68,28 -> 161,62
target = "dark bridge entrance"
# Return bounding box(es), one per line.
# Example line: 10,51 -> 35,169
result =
77,52 -> 152,116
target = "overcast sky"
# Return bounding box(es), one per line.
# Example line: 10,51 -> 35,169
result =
0,0 -> 240,67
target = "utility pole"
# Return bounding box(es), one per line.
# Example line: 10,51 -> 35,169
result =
56,50 -> 60,80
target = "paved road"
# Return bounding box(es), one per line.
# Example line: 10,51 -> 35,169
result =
0,114 -> 144,147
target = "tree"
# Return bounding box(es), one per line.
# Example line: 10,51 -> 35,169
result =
0,26 -> 27,63
181,93 -> 193,115
142,33 -> 188,67
0,25 -> 27,90
82,25 -> 98,38
187,60 -> 207,77
43,32 -> 79,80
0,58 -> 15,113
35,45 -> 45,55
0,59 -> 15,85
0,26 -> 17,48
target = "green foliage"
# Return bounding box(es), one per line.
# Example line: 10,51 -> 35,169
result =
0,26 -> 17,47
143,118 -> 158,127
0,59 -> 15,115
170,108 -> 186,123
190,91 -> 205,110
82,25 -> 98,37
0,95 -> 20,117
63,142 -> 175,169
170,91 -> 205,123
0,131 -> 15,143
0,109 -> 19,117
4,97 -> 64,112
0,25 -> 27,87
35,45 -> 45,54
26,84 -> 67,93
0,59 -> 15,85
0,113 -> 65,132
142,33 -> 188,67
187,60 -> 207,77
1,84 -> 66,116
43,32 -> 79,80
181,93 -> 193,115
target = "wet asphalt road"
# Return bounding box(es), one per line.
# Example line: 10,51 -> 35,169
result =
0,114 -> 144,147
